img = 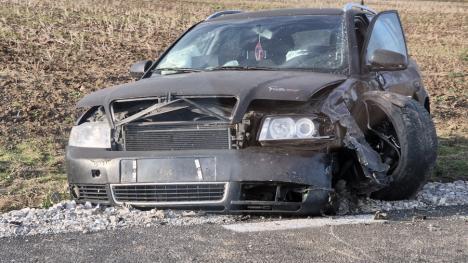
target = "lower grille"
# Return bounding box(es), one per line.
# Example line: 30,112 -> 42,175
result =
124,123 -> 231,151
111,183 -> 226,204
73,184 -> 108,202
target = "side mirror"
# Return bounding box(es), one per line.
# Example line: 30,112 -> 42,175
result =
130,60 -> 153,79
368,49 -> 407,71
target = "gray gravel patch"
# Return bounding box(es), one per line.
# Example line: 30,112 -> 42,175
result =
356,180 -> 468,213
0,204 -> 244,238
1,181 -> 467,238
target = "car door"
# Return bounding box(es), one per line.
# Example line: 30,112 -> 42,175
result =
362,11 -> 422,97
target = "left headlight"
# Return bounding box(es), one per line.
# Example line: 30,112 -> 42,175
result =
68,122 -> 111,148
258,116 -> 319,141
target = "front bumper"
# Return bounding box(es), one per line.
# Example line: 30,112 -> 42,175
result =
66,147 -> 333,215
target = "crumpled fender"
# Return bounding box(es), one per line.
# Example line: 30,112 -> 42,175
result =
321,79 -> 391,190
364,90 -> 410,108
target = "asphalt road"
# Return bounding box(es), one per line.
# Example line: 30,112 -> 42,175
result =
1,206 -> 467,263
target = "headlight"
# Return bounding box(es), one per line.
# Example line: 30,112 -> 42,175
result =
269,117 -> 296,139
258,116 -> 319,141
68,122 -> 111,148
295,118 -> 316,138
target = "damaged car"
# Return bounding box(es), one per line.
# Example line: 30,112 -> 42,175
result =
66,4 -> 437,215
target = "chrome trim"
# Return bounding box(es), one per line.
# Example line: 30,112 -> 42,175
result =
258,135 -> 334,142
110,182 -> 229,206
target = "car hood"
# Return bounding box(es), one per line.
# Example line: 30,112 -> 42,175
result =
77,71 -> 346,108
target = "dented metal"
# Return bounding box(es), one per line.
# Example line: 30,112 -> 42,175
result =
321,79 -> 391,191
67,6 -> 433,214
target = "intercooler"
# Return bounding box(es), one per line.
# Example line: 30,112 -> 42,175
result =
111,183 -> 227,204
123,123 -> 231,151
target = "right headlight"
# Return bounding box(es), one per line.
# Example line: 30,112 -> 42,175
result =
258,116 -> 320,141
68,122 -> 111,148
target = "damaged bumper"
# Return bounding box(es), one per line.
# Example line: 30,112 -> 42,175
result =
66,146 -> 333,215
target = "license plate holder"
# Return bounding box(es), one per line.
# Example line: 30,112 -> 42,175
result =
120,157 -> 216,183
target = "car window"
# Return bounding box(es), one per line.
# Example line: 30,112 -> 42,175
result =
157,28 -> 217,69
365,12 -> 407,65
156,15 -> 348,74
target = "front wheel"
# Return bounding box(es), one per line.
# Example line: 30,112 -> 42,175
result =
353,92 -> 438,200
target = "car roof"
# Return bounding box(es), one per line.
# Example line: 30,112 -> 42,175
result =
207,8 -> 344,21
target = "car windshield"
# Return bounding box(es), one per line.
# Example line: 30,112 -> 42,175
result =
156,15 -> 348,74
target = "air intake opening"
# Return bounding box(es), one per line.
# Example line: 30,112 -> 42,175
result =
112,183 -> 226,204
240,182 -> 306,203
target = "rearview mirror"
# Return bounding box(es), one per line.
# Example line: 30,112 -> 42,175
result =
368,49 -> 407,71
130,60 -> 153,79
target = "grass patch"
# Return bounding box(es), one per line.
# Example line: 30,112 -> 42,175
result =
0,175 -> 68,212
0,139 -> 63,183
433,135 -> 468,182
0,140 -> 68,212
448,72 -> 465,79
461,49 -> 468,62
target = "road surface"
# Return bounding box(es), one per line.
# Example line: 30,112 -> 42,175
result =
1,206 -> 467,262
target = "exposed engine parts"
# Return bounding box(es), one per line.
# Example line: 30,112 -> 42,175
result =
67,5 -> 438,214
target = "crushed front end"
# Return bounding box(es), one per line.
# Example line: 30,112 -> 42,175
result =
66,95 -> 340,215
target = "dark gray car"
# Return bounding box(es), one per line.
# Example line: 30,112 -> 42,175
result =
66,4 -> 437,215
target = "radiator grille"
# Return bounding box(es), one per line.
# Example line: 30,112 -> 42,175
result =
74,184 -> 108,201
112,183 -> 226,204
124,123 -> 230,151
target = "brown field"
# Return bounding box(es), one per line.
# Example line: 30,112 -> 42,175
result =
0,0 -> 467,211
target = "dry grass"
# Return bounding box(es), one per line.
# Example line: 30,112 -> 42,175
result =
0,0 -> 466,212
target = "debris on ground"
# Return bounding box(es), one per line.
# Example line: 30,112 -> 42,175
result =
356,181 -> 468,213
374,211 -> 388,220
412,215 -> 427,222
0,203 -> 242,238
1,181 -> 467,238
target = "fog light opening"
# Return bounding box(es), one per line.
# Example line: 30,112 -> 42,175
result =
240,183 -> 308,203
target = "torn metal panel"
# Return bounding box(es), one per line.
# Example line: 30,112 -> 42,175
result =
76,71 -> 347,122
321,79 -> 390,190
115,99 -> 183,126
179,97 -> 230,121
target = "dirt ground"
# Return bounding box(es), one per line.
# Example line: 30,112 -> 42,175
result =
0,0 -> 466,211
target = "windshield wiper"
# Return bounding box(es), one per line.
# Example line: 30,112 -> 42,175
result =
208,66 -> 278,71
155,68 -> 203,74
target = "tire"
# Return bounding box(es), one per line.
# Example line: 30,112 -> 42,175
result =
353,91 -> 438,200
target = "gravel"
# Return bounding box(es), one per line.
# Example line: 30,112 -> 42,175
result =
1,181 -> 467,238
0,205 -> 244,238
355,180 -> 468,213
